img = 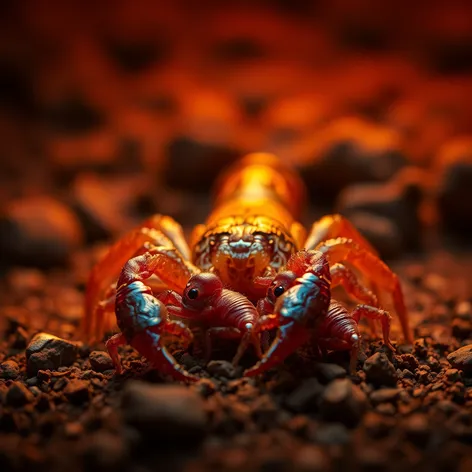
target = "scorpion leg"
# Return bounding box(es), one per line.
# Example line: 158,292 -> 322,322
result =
304,214 -> 382,306
105,333 -> 127,374
143,214 -> 192,261
130,323 -> 197,383
244,315 -> 310,377
317,238 -> 412,344
304,214 -> 378,255
350,304 -> 395,351
330,263 -> 379,336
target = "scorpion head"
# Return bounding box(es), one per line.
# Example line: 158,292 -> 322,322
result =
266,270 -> 298,305
182,272 -> 224,310
193,218 -> 295,297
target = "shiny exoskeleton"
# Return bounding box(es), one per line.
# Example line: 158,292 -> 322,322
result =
83,153 -> 412,380
245,250 -> 394,376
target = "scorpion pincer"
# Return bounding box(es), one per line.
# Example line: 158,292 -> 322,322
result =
105,252 -> 198,382
108,258 -> 262,381
245,250 -> 395,376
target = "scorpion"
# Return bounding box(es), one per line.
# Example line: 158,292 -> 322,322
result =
83,153 -> 412,381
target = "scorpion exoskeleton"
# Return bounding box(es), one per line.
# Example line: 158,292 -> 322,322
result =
83,153 -> 412,381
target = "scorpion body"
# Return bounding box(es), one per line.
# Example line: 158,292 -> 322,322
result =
84,153 -> 411,381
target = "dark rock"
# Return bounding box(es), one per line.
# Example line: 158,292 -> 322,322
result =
81,431 -> 128,470
402,414 -> 430,447
285,378 -> 324,413
314,363 -> 347,383
447,344 -> 472,373
89,351 -> 114,373
452,318 -> 472,340
121,382 -> 206,444
63,379 -> 90,404
194,378 -> 216,398
0,360 -> 20,380
0,196 -> 84,268
363,352 -> 397,386
207,360 -> 239,379
300,117 -> 407,201
369,388 -> 400,404
314,423 -> 351,445
43,94 -> 104,136
213,37 -> 266,62
436,138 -> 472,234
320,378 -> 367,426
105,38 -> 168,73
164,136 -> 240,193
336,166 -> 424,255
5,382 -> 34,407
293,445 -> 330,472
26,333 -> 78,376
445,369 -> 461,382
70,173 -> 141,242
346,212 -> 403,258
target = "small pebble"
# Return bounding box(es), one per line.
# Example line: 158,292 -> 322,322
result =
314,363 -> 346,383
26,333 -> 78,376
284,378 -> 324,413
89,351 -> 114,373
5,382 -> 35,407
0,360 -> 20,380
64,379 -> 90,404
320,378 -> 367,427
364,352 -> 397,386
207,360 -> 239,379
447,344 -> 472,374
369,388 -> 400,404
121,381 -> 206,444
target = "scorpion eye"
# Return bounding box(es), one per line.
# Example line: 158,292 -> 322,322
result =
273,286 -> 285,297
187,288 -> 199,299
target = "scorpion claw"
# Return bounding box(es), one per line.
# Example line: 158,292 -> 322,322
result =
131,329 -> 198,383
244,321 -> 310,376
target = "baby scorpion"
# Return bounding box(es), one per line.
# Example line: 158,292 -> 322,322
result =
246,249 -> 395,376
83,153 -> 412,381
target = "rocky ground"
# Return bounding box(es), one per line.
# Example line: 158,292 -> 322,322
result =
1,1 -> 472,471
0,251 -> 471,472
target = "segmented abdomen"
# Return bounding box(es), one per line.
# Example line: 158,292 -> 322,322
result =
318,300 -> 358,341
213,290 -> 259,330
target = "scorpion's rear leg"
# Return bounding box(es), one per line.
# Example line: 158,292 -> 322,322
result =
330,263 -> 379,337
317,238 -> 412,344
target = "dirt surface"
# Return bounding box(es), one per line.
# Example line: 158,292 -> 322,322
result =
1,2 -> 472,471
0,251 -> 471,472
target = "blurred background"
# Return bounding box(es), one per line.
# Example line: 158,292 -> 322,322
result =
1,0 -> 472,269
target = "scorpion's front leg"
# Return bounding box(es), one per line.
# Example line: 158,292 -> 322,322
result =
317,238 -> 412,344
